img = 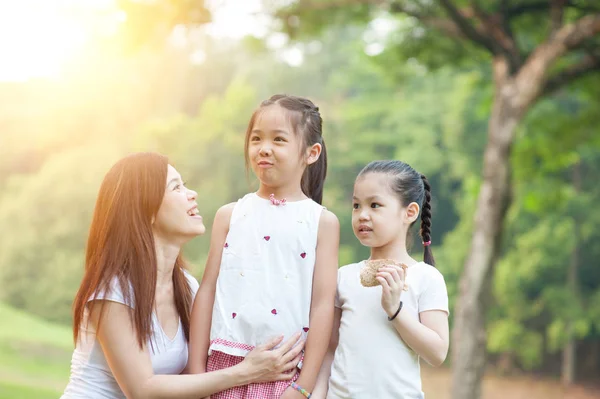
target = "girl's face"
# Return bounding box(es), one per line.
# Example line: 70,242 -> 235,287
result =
152,165 -> 205,243
352,173 -> 418,249
247,105 -> 308,188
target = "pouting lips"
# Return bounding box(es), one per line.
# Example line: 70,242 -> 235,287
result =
257,159 -> 273,166
257,160 -> 274,168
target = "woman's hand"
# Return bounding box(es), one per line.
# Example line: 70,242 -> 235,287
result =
376,264 -> 406,318
239,332 -> 304,384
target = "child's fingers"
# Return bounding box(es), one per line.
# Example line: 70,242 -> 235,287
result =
376,276 -> 391,292
377,271 -> 396,289
380,267 -> 403,283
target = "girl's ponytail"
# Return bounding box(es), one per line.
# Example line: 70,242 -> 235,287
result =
420,174 -> 435,266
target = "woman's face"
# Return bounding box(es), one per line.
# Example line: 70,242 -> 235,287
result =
152,165 -> 205,243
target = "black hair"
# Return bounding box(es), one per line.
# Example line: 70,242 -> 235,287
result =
244,94 -> 327,204
358,160 -> 435,266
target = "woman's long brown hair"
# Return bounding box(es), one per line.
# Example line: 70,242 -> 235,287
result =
72,152 -> 194,349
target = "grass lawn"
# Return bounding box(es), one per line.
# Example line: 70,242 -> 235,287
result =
0,303 -> 72,397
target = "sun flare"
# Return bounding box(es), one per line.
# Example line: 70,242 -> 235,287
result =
0,0 -> 112,82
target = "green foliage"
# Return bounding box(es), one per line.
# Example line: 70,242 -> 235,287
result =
0,303 -> 71,396
0,382 -> 60,399
0,144 -> 123,323
0,3 -> 599,384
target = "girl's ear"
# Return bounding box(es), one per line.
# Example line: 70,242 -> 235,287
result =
405,202 -> 420,224
305,143 -> 322,166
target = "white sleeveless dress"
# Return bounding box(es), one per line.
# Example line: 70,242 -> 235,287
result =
209,193 -> 323,357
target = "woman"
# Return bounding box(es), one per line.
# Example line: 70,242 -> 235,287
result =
62,152 -> 303,398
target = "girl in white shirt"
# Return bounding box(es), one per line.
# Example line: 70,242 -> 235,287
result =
314,160 -> 450,399
62,152 -> 303,399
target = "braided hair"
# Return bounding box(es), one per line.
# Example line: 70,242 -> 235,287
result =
358,160 -> 435,266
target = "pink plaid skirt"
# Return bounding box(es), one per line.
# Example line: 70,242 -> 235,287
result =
207,350 -> 299,399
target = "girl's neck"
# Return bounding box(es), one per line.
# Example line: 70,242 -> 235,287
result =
256,184 -> 307,202
370,243 -> 417,266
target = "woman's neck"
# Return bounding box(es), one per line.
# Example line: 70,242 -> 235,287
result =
153,236 -> 181,287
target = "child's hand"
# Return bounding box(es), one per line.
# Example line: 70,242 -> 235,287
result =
376,264 -> 406,318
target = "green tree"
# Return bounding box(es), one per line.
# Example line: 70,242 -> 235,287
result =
268,2 -> 600,397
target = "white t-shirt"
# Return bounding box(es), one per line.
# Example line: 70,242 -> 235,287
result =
61,270 -> 199,399
328,261 -> 449,399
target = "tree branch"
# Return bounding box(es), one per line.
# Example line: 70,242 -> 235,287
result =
516,14 -> 600,107
386,2 -> 464,37
499,0 -> 514,39
506,1 -> 600,19
550,0 -> 568,36
542,55 -> 600,96
437,0 -> 499,54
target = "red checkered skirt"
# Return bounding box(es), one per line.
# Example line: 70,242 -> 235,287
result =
207,350 -> 299,399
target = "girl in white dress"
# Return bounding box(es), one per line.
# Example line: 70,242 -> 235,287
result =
189,95 -> 340,399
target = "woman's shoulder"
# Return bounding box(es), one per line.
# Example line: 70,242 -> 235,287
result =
89,275 -> 132,307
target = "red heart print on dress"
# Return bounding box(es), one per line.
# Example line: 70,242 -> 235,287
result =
300,252 -> 306,258
271,309 -> 277,315
224,243 -> 229,248
232,313 -> 237,319
264,236 -> 270,241
303,327 -> 309,332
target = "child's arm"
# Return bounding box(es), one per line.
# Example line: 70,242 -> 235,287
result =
283,210 -> 339,398
188,203 -> 235,374
311,307 -> 341,399
377,266 -> 449,367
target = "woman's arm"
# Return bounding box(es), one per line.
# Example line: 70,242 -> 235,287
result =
91,300 -> 304,399
286,210 -> 339,397
377,266 -> 449,367
188,203 -> 234,374
311,307 -> 341,399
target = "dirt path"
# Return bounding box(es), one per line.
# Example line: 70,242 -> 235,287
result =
422,366 -> 600,399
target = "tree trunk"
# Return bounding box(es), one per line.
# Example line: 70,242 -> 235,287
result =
451,58 -> 522,399
562,162 -> 581,386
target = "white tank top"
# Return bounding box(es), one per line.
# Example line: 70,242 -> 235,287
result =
210,193 -> 323,357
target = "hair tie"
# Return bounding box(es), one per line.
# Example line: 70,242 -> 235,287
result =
423,240 -> 432,247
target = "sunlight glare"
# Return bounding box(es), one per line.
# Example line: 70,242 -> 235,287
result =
0,0 -> 106,82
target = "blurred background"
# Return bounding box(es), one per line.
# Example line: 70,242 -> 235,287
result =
0,0 -> 599,398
